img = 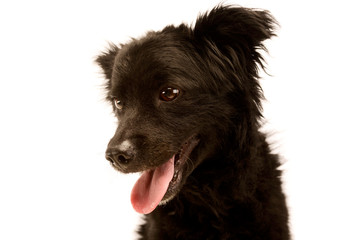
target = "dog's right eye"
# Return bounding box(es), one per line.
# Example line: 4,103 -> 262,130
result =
113,98 -> 123,110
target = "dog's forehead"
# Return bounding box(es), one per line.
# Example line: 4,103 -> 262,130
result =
110,35 -> 198,97
110,50 -> 165,97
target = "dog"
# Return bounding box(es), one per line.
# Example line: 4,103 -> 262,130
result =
96,5 -> 290,240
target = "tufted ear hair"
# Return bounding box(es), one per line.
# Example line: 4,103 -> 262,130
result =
193,5 -> 277,74
95,43 -> 119,80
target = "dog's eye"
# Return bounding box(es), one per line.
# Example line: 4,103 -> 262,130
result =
160,87 -> 180,101
113,98 -> 123,110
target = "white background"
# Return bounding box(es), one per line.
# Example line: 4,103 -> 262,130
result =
1,0 -> 359,239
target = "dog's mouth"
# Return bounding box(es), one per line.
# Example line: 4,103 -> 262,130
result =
130,135 -> 199,214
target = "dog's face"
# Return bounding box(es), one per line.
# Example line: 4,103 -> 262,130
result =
96,6 -> 276,214
98,34 -> 225,213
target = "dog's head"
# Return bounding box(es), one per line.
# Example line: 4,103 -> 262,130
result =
96,5 -> 276,214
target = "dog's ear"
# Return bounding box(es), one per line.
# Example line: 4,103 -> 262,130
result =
192,5 -> 277,121
95,44 -> 119,80
193,5 -> 277,72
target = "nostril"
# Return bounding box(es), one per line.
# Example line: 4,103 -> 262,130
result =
106,140 -> 136,167
105,148 -> 133,166
105,152 -> 115,163
117,154 -> 130,165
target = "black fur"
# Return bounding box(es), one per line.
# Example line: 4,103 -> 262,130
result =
96,5 -> 290,240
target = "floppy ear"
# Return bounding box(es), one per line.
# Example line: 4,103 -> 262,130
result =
193,5 -> 277,73
95,43 -> 119,80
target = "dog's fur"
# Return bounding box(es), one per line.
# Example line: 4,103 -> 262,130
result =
96,5 -> 290,240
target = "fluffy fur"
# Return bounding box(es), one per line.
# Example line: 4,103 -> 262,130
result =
96,5 -> 290,240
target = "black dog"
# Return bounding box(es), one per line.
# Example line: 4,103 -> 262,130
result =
97,5 -> 290,240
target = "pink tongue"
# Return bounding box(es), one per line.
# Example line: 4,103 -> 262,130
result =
130,156 -> 175,214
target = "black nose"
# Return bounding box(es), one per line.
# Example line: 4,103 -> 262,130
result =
105,147 -> 133,166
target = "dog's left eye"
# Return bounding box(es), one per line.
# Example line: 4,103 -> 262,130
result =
160,87 -> 180,101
